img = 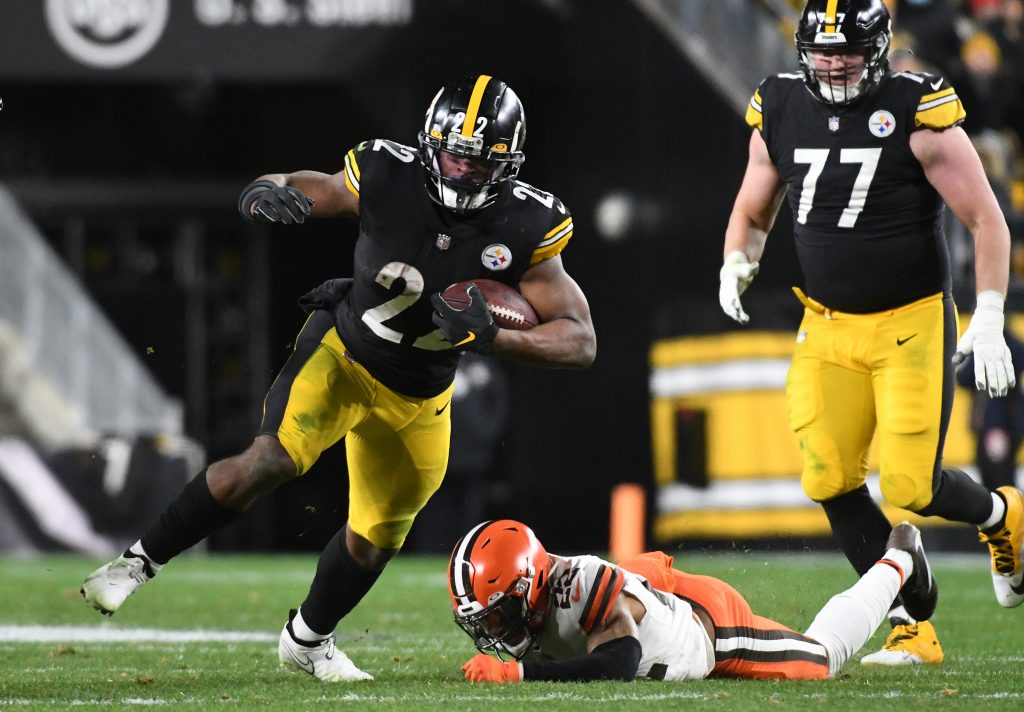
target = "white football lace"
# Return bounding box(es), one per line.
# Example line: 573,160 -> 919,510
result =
489,304 -> 524,325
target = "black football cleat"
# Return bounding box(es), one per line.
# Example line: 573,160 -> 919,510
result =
887,521 -> 938,622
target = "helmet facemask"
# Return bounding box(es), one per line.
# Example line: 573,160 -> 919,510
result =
418,132 -> 524,213
452,575 -> 547,661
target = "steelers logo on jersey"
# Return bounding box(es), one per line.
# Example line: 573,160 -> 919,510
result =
482,244 -> 513,271
868,110 -> 896,138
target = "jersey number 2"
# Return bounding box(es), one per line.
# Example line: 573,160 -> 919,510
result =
361,262 -> 450,351
793,148 -> 881,228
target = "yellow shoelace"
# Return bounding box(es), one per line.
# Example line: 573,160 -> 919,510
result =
979,528 -> 1017,574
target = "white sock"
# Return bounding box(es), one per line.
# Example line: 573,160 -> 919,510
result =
888,603 -> 916,626
980,492 -> 1007,531
291,608 -> 330,643
127,541 -> 163,574
880,548 -> 913,584
804,561 -> 902,677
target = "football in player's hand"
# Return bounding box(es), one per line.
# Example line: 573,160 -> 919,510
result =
439,279 -> 539,330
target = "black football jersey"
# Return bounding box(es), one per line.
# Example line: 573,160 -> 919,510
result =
746,71 -> 966,313
332,138 -> 574,398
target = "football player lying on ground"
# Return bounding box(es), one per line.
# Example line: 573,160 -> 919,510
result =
449,519 -> 937,682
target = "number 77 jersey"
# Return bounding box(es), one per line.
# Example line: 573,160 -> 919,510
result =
746,71 -> 965,313
334,138 -> 574,398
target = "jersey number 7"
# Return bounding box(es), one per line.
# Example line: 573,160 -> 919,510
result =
793,147 -> 882,228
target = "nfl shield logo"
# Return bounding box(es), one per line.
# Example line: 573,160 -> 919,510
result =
435,233 -> 451,250
828,116 -> 840,132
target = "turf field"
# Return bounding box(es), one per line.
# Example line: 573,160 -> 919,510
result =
0,552 -> 1021,710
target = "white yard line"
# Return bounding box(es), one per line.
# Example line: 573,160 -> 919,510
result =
0,625 -> 275,643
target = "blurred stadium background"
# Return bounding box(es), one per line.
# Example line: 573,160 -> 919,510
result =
1,0 -> 1023,560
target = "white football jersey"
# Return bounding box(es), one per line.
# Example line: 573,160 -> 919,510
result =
527,554 -> 714,681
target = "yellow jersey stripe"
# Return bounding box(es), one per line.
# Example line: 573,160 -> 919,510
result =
915,94 -> 965,129
824,0 -> 839,33
917,87 -> 955,108
545,216 -> 572,239
745,89 -> 763,130
462,75 -> 492,138
538,220 -> 573,247
346,149 -> 361,180
344,152 -> 360,196
530,230 -> 572,265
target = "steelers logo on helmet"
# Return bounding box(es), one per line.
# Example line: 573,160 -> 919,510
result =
418,74 -> 526,214
795,0 -> 893,106
868,109 -> 896,137
482,244 -> 512,271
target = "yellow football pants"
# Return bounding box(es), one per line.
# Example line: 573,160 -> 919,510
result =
786,291 -> 957,512
260,311 -> 453,549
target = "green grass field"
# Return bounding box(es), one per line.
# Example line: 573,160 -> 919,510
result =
0,551 -> 1021,710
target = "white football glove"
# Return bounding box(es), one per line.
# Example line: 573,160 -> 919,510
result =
719,251 -> 759,324
953,290 -> 1016,397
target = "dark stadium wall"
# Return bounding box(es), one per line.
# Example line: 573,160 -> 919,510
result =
0,1 -> 776,554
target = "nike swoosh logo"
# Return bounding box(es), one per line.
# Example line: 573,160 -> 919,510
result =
896,334 -> 918,346
286,649 -> 315,674
930,79 -> 943,90
454,332 -> 476,347
435,401 -> 450,416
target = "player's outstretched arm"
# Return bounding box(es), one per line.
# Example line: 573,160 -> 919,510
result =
239,169 -> 359,224
493,255 -> 596,369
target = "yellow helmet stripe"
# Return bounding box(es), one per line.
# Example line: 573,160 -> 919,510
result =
462,75 -> 492,138
824,0 -> 840,33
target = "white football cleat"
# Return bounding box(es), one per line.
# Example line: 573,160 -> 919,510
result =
80,551 -> 158,616
278,610 -> 373,682
979,486 -> 1024,608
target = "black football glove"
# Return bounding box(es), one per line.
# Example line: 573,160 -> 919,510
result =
238,179 -> 313,225
431,284 -> 498,354
298,277 -> 354,315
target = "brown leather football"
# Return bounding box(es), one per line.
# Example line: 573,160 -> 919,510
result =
439,279 -> 539,330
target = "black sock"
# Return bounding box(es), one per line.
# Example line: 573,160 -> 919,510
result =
299,527 -> 385,635
140,469 -> 240,565
820,485 -> 891,576
916,468 -> 993,524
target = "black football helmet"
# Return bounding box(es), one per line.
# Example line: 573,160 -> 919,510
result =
796,0 -> 892,105
418,75 -> 526,213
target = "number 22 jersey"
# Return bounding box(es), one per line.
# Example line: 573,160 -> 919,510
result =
333,138 -> 574,398
746,72 -> 966,313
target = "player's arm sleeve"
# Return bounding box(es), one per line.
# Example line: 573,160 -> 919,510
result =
342,142 -> 367,197
530,201 -> 574,265
745,80 -> 768,131
914,76 -> 966,130
521,636 -> 642,682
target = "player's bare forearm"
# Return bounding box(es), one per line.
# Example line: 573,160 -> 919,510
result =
506,256 -> 596,368
723,212 -> 770,263
257,169 -> 358,218
972,217 -> 1011,296
491,316 -> 596,368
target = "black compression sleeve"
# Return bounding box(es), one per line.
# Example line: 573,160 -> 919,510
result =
521,636 -> 642,682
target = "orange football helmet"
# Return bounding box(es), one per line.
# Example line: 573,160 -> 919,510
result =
448,519 -> 551,660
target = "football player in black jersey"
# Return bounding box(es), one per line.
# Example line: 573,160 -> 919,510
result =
81,75 -> 596,682
719,0 -> 1023,665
